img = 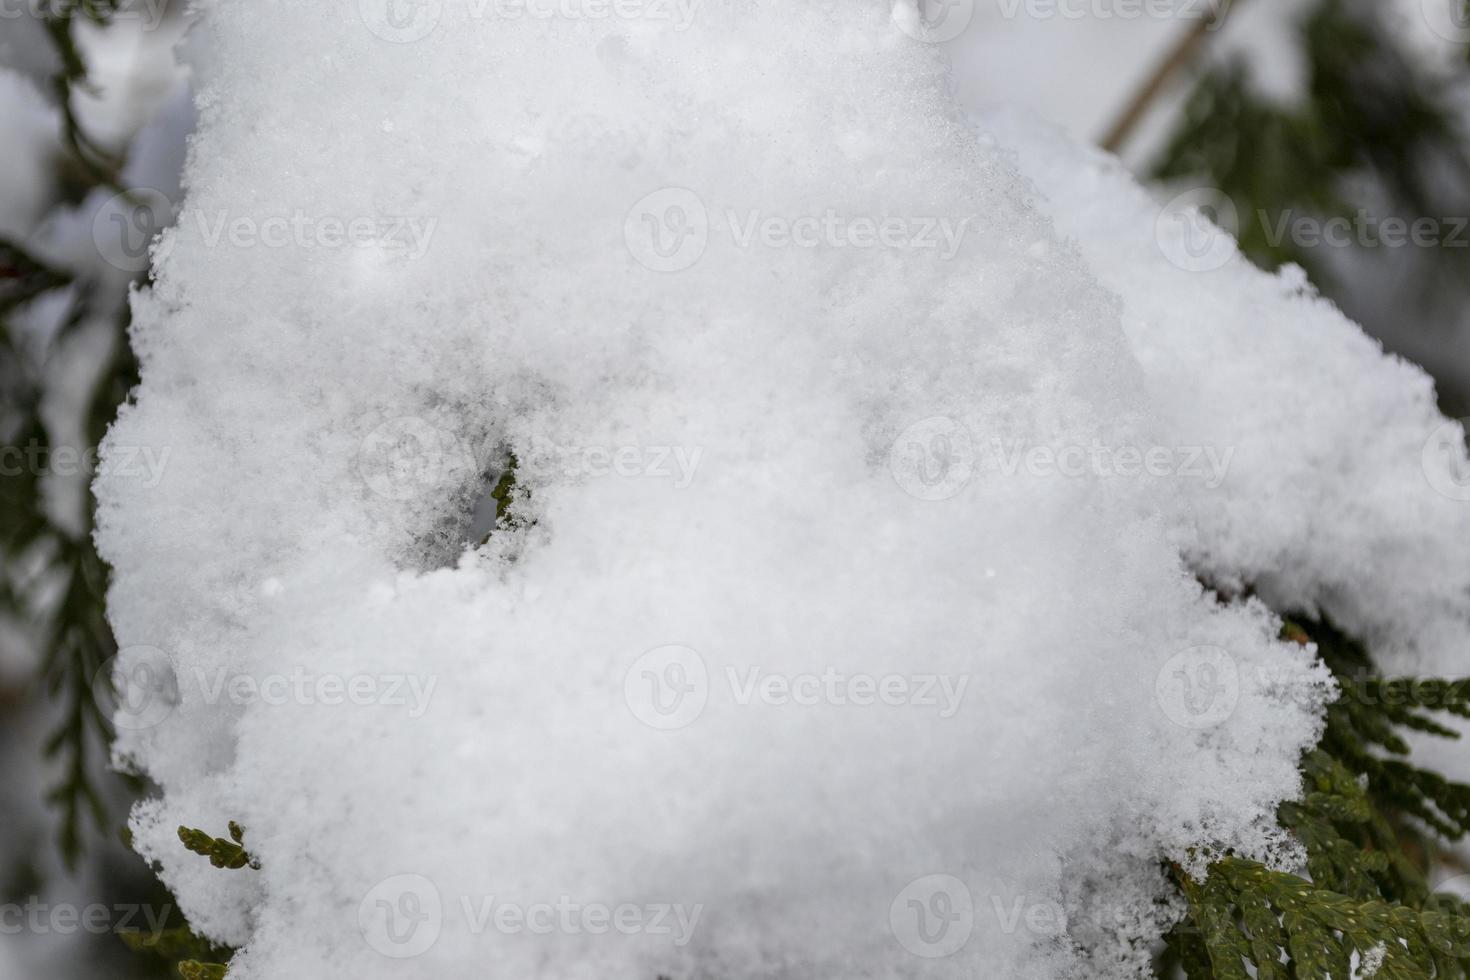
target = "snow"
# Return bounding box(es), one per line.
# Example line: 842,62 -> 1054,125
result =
981,108 -> 1470,685
89,1 -> 1470,977
0,67 -> 60,240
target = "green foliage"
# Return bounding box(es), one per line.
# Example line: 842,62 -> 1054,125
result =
119,927 -> 229,968
1172,858 -> 1470,979
476,451 -> 533,548
1151,0 -> 1470,285
178,823 -> 260,871
0,0 -> 143,869
489,452 -> 524,527
177,962 -> 229,980
124,825 -> 257,979
1160,618 -> 1470,977
39,1 -> 126,192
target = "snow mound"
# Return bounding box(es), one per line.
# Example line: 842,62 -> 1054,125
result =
93,3 -> 1350,977
980,108 -> 1470,684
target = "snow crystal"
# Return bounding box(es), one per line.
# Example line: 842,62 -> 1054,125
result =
94,3 -> 1353,978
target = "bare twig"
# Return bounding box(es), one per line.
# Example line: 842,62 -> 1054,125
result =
1098,0 -> 1247,154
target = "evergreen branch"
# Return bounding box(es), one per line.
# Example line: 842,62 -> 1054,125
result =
1161,615 -> 1470,976
177,823 -> 260,871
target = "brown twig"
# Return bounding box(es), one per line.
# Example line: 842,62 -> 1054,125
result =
1098,0 -> 1247,155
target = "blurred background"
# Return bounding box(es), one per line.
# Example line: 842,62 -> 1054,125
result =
2,0 -> 1469,975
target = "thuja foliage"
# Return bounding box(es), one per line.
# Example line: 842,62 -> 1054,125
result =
128,824 -> 259,979
178,823 -> 261,872
0,2 -> 143,869
1151,0 -> 1470,284
1158,618 -> 1470,978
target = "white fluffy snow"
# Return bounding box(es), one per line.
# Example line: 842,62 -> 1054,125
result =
90,1 -> 1470,977
981,108 -> 1470,684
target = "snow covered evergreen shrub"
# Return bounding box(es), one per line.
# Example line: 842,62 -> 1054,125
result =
75,1 -> 1470,977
